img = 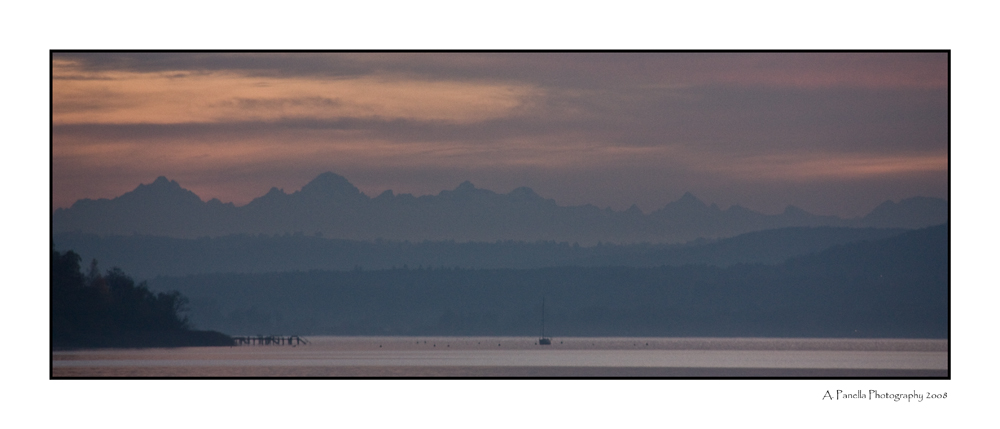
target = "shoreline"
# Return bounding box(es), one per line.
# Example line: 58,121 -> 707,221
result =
53,329 -> 235,351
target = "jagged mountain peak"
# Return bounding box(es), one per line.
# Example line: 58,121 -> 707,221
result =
245,187 -> 288,206
676,192 -> 705,206
137,176 -> 181,191
862,196 -> 948,228
122,176 -> 202,204
439,180 -> 498,199
507,186 -> 541,200
151,175 -> 172,185
659,192 -> 708,210
298,172 -> 365,199
867,196 -> 947,214
455,181 -> 476,191
205,197 -> 235,208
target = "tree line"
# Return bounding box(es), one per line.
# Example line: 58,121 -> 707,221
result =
52,249 -> 233,348
53,226 -> 910,279
150,225 -> 947,338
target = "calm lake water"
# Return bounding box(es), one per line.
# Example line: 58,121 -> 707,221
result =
52,336 -> 948,377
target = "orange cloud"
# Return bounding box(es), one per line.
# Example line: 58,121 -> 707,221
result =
53,59 -> 541,125
697,152 -> 948,181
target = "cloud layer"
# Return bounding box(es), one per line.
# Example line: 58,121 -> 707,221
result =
52,52 -> 948,217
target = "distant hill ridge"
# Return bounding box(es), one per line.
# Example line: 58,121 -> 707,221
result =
146,225 -> 948,338
53,172 -> 948,244
52,225 -> 914,280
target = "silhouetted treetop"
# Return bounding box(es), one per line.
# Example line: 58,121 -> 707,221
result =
52,249 -> 231,348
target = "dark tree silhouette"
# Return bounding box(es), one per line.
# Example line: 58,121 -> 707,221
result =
52,249 -> 233,348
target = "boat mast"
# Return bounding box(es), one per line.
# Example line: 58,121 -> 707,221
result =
541,296 -> 546,338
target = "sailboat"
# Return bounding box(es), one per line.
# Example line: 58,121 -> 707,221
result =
539,297 -> 552,345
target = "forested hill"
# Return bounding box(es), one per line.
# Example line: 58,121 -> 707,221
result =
147,224 -> 947,338
55,226 -> 908,280
52,249 -> 234,349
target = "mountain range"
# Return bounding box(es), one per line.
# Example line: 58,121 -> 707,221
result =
53,172 -> 948,244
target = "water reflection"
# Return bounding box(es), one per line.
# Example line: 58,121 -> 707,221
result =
52,336 -> 948,378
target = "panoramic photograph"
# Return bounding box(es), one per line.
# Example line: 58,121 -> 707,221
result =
50,51 -> 948,378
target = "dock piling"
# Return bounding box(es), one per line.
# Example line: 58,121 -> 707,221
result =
232,335 -> 310,346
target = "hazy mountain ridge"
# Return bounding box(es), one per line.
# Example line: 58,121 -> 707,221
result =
53,172 -> 948,244
53,226 -> 913,280
147,225 -> 947,338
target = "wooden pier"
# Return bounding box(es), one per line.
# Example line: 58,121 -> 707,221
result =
232,335 -> 310,346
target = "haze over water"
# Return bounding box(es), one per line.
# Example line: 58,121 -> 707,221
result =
53,336 -> 947,378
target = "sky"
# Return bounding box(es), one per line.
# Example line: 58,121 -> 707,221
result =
51,52 -> 948,217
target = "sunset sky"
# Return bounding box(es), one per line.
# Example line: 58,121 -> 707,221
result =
51,52 -> 948,217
